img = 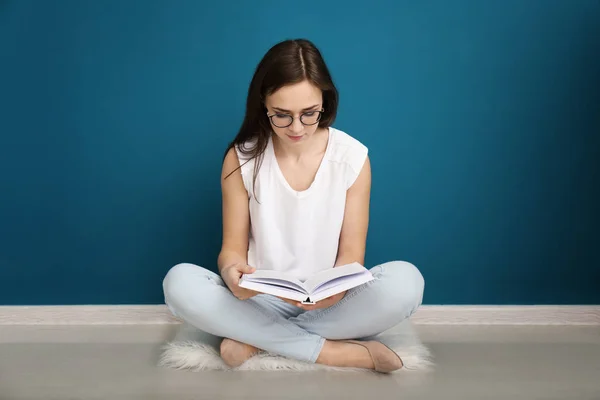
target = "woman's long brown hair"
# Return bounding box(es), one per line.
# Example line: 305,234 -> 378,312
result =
223,39 -> 339,200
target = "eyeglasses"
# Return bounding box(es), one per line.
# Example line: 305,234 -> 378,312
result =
266,109 -> 324,128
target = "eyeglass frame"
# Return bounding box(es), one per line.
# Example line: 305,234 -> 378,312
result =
266,108 -> 325,128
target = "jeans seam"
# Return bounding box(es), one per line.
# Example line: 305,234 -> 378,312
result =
309,337 -> 326,363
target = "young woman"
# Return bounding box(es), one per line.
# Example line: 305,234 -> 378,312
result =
163,39 -> 424,373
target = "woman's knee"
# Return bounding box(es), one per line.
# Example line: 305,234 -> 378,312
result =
375,260 -> 425,310
162,263 -> 217,316
163,263 -> 200,294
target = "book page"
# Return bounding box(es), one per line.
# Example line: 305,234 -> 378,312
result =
310,272 -> 374,303
241,269 -> 306,290
242,278 -> 306,293
237,280 -> 307,303
311,271 -> 371,293
304,262 -> 368,293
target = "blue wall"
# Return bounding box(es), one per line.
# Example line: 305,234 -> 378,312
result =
1,0 -> 599,305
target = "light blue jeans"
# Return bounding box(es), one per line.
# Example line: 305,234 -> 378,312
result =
162,261 -> 424,363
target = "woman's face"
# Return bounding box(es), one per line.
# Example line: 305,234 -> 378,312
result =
264,80 -> 324,145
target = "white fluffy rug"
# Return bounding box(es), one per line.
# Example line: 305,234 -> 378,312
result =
159,319 -> 433,373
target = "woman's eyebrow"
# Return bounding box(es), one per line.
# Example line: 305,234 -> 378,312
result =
272,104 -> 320,113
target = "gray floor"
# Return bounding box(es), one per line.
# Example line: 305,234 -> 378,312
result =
1,324 -> 599,400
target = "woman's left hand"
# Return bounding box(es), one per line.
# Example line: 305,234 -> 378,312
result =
297,290 -> 347,311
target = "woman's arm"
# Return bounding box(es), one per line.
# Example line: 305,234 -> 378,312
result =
218,147 -> 251,273
334,155 -> 372,267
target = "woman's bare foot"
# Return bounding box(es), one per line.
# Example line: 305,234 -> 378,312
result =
315,340 -> 403,373
220,338 -> 259,368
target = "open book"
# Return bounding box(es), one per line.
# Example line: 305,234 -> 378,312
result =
238,262 -> 373,304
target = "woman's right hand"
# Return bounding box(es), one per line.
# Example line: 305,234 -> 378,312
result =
221,263 -> 259,300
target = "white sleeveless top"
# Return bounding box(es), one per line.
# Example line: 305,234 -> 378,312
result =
235,127 -> 368,281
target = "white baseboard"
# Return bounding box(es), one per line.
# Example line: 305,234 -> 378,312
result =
0,305 -> 598,325
411,305 -> 599,325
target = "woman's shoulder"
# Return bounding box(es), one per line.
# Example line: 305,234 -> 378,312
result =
232,137 -> 259,163
329,127 -> 368,162
328,127 -> 369,188
224,137 -> 261,178
223,138 -> 261,193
